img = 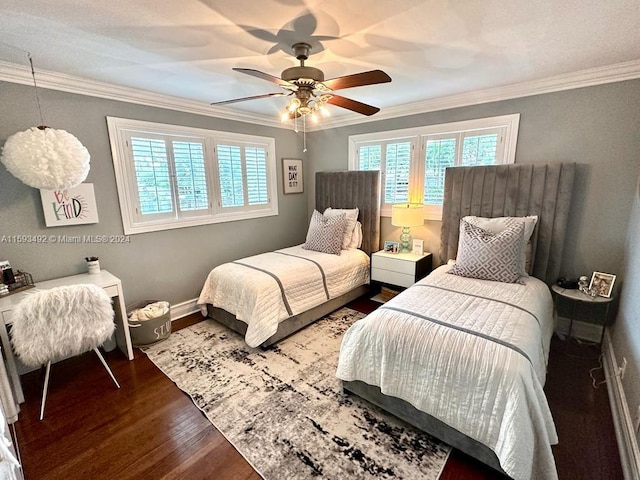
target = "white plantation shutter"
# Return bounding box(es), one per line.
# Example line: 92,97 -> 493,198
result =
217,144 -> 245,208
173,141 -> 209,212
349,115 -> 518,220
245,147 -> 268,205
384,141 -> 411,204
216,143 -> 269,209
130,137 -> 173,215
461,130 -> 503,166
357,140 -> 412,209
423,128 -> 505,207
107,117 -> 278,234
358,145 -> 381,170
424,136 -> 456,206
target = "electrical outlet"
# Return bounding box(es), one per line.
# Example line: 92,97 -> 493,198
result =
620,357 -> 628,379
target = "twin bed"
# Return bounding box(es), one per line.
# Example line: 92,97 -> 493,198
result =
197,163 -> 576,480
197,170 -> 380,347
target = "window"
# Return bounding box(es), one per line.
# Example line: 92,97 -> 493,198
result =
349,114 -> 519,220
107,117 -> 278,234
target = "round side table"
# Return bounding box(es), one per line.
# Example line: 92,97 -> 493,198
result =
551,284 -> 614,345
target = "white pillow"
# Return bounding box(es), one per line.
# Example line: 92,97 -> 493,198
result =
324,207 -> 359,250
346,221 -> 363,249
462,215 -> 538,274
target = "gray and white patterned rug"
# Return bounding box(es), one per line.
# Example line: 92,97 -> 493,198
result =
142,307 -> 450,479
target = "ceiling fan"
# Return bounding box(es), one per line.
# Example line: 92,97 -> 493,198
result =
211,42 -> 392,119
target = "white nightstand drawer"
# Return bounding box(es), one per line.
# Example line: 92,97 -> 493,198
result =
371,268 -> 415,288
372,255 -> 417,275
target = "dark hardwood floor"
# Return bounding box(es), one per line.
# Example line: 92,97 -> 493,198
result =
14,298 -> 623,479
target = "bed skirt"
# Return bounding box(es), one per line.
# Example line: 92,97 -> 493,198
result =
207,285 -> 369,348
342,379 -> 508,477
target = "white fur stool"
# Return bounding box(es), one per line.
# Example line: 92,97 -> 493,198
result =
10,284 -> 120,420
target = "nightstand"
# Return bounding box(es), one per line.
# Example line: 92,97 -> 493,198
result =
551,284 -> 614,345
371,251 -> 432,290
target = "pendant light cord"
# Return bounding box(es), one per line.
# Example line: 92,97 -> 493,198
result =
0,43 -> 46,126
27,53 -> 46,127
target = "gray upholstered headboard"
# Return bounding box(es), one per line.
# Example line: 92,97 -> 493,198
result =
315,171 -> 381,256
440,163 -> 576,285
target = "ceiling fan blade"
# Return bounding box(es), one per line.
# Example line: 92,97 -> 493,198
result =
321,70 -> 391,91
327,95 -> 380,116
233,68 -> 295,88
211,92 -> 287,106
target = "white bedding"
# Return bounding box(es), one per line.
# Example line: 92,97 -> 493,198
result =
197,245 -> 370,347
336,265 -> 558,480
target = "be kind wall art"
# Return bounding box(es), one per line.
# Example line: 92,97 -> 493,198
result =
40,183 -> 99,226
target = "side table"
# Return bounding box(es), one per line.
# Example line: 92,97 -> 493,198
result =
551,284 -> 614,345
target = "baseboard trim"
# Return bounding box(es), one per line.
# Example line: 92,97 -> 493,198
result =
603,330 -> 640,480
170,298 -> 199,321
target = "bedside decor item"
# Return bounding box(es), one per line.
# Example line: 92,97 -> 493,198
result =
383,240 -> 399,253
282,158 -> 303,194
0,53 -> 90,190
412,239 -> 424,255
391,204 -> 424,253
589,271 -> 616,298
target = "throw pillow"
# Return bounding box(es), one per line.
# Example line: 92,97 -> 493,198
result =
324,207 -> 359,250
303,210 -> 347,255
449,220 -> 526,283
463,215 -> 538,274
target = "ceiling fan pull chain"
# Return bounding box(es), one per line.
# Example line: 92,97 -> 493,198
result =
303,115 -> 307,153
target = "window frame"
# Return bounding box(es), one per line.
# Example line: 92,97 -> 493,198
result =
348,114 -> 520,220
107,117 -> 278,234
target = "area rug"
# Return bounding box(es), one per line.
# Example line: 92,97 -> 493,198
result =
142,307 -> 451,479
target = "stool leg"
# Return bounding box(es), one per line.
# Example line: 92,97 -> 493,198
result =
93,348 -> 120,389
40,361 -> 52,421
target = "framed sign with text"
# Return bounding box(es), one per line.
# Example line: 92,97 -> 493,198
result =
282,158 -> 303,194
40,183 -> 99,227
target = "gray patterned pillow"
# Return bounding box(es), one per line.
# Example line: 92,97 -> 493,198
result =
449,220 -> 526,283
303,210 -> 347,255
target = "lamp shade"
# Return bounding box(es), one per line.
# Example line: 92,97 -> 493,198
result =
1,126 -> 90,190
391,204 -> 424,227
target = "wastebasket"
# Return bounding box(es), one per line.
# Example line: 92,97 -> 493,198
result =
127,300 -> 171,346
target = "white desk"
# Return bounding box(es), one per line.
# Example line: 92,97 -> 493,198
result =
0,270 -> 134,404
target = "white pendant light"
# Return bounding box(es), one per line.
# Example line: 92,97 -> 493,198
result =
0,53 -> 90,190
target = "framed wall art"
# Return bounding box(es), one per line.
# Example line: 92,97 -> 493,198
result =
282,158 -> 303,194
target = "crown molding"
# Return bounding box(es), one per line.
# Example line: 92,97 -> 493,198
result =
0,61 -> 284,129
311,59 -> 640,131
1,59 -> 639,132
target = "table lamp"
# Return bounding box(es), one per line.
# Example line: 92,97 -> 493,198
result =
391,204 -> 425,253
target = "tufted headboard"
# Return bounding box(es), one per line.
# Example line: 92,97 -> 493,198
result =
315,170 -> 381,256
440,163 -> 576,285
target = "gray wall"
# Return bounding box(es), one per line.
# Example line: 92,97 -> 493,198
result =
610,175 -> 640,439
307,79 -> 640,279
0,81 -> 307,306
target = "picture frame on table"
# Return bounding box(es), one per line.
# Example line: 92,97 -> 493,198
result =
282,158 -> 303,194
589,271 -> 616,298
412,239 -> 424,255
384,241 -> 399,254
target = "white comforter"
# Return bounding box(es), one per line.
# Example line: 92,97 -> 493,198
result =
336,265 -> 558,480
197,245 -> 370,347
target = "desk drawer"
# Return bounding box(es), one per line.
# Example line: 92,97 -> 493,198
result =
103,285 -> 118,297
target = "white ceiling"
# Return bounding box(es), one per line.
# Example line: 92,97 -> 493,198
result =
1,0 -> 639,128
